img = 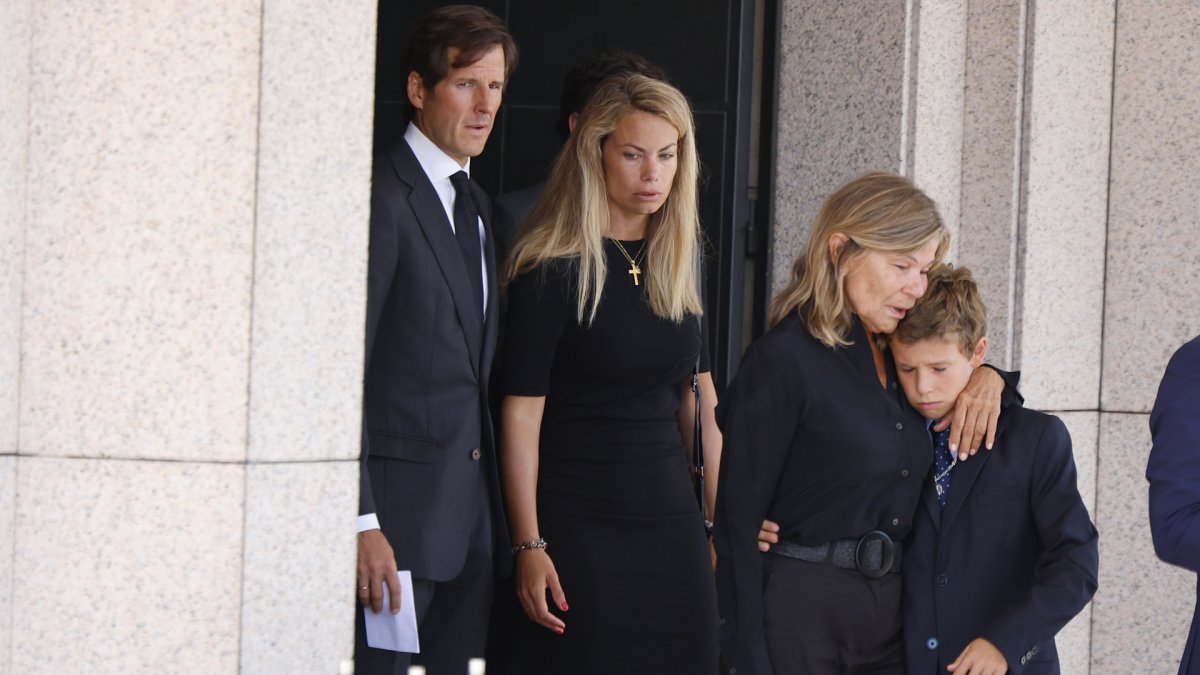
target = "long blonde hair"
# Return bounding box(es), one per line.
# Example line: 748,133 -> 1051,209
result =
768,172 -> 949,347
504,74 -> 703,324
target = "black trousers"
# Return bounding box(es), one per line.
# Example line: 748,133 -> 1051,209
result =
762,554 -> 905,675
354,502 -> 494,675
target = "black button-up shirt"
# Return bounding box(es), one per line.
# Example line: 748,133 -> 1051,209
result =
713,312 -> 931,674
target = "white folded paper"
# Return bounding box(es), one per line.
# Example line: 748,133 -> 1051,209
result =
364,570 -> 420,653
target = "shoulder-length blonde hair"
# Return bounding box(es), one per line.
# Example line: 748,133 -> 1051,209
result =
504,73 -> 703,324
768,172 -> 949,347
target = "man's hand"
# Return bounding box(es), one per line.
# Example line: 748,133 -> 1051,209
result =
757,519 -> 781,552
357,529 -> 402,615
935,366 -> 1003,460
946,637 -> 1007,675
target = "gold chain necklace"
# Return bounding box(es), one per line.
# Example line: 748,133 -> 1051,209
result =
610,238 -> 647,286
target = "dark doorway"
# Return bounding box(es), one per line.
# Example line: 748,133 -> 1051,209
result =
374,0 -> 773,385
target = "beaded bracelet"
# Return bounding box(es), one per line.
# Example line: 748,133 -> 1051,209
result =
511,538 -> 548,554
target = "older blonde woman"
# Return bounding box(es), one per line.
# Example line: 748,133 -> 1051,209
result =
714,173 -> 1012,675
500,74 -> 720,673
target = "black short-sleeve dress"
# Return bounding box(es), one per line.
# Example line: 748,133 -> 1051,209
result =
503,239 -> 719,674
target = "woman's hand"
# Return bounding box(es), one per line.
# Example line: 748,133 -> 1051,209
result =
935,366 -> 1003,460
946,637 -> 1007,674
516,549 -> 568,634
757,519 -> 781,552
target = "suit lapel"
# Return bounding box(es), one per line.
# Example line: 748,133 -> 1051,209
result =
477,180 -> 500,381
920,474 -> 941,531
940,414 -> 1010,531
392,143 -> 484,379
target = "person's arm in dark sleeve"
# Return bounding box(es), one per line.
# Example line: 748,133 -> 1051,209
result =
713,336 -> 802,675
984,365 -> 1023,408
356,172 -> 403,614
1148,338 -> 1200,571
937,366 -> 1022,457
978,415 -> 1099,671
359,179 -> 399,518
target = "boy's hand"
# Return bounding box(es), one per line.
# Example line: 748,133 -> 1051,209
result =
946,637 -> 1007,675
757,519 -> 780,552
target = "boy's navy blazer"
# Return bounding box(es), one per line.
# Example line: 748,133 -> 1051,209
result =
1148,336 -> 1200,675
902,405 -> 1098,674
359,137 -> 511,582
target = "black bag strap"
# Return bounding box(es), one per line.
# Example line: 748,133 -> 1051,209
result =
691,251 -> 710,532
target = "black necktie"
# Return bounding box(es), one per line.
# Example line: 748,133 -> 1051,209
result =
449,171 -> 484,314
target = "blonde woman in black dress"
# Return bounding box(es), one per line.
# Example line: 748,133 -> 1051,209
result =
500,74 -> 720,674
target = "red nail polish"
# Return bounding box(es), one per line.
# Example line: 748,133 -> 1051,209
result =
561,602 -> 569,611
557,627 -> 564,635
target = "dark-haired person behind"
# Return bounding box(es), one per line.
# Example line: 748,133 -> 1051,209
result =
501,74 -> 720,673
492,48 -> 668,266
714,173 -> 1013,675
1148,335 -> 1200,675
893,266 -> 1097,675
354,6 -> 516,674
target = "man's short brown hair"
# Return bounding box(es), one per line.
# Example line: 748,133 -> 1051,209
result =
891,264 -> 988,355
400,5 -> 518,118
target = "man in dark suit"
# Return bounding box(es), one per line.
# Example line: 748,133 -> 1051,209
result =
1149,335 -> 1200,675
892,266 -> 1098,675
354,6 -> 517,674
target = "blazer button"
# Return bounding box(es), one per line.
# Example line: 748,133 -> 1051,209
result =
470,448 -> 481,461
926,637 -> 938,650
891,517 -> 900,526
1020,656 -> 1027,665
900,469 -> 910,478
895,422 -> 904,430
937,574 -> 948,587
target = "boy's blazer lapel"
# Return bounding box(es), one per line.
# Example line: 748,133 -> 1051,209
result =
940,413 -> 1012,532
920,469 -> 941,530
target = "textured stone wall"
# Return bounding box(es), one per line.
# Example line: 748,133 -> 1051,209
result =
1,1 -> 377,672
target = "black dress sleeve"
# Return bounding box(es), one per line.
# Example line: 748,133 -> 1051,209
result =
502,260 -> 575,396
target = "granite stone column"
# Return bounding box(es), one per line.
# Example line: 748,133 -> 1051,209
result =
3,1 -> 377,672
1092,1 -> 1200,672
0,0 -> 32,666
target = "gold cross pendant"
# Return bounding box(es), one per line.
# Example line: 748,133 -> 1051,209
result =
628,263 -> 642,286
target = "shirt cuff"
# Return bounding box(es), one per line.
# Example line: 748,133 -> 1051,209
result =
356,513 -> 380,532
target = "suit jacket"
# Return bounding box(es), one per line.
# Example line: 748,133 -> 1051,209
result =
360,137 -> 511,582
1148,335 -> 1200,675
903,406 -> 1098,675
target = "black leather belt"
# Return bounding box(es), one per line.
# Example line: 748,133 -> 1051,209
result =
771,530 -> 901,579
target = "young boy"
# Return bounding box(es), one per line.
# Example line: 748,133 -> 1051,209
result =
891,265 -> 1098,675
